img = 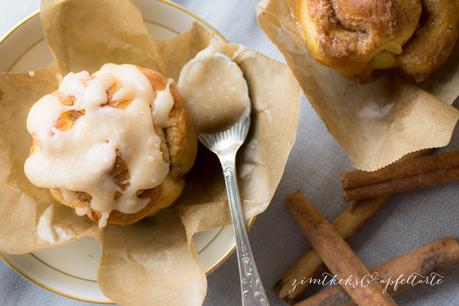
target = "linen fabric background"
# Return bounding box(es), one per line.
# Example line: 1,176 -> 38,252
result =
0,1 -> 458,306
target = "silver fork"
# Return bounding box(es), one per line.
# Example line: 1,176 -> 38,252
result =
198,106 -> 270,306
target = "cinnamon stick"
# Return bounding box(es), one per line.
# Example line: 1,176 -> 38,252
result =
285,192 -> 397,306
277,196 -> 388,303
342,151 -> 459,201
295,237 -> 459,306
278,152 -> 430,303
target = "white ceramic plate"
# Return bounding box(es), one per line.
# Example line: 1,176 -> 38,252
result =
0,0 -> 239,303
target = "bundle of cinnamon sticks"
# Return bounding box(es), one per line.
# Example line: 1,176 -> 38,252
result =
277,150 -> 459,305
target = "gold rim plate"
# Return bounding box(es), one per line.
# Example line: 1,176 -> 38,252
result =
0,0 -> 254,304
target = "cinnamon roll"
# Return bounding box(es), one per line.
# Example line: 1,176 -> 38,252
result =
24,64 -> 197,227
295,0 -> 459,81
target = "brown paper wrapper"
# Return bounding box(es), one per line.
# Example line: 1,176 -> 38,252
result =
257,0 -> 459,171
0,66 -> 100,254
98,210 -> 207,306
40,0 -> 162,75
0,0 -> 301,305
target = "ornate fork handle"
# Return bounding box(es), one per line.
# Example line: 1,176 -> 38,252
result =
220,154 -> 270,306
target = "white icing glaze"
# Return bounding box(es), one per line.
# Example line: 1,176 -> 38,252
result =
25,64 -> 172,228
37,205 -> 73,243
152,80 -> 174,128
75,206 -> 91,217
59,187 -> 78,203
37,205 -> 57,243
178,48 -> 250,133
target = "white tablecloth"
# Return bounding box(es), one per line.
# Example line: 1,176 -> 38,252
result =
1,0 -> 458,305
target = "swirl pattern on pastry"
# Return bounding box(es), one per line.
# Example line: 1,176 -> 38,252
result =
295,0 -> 459,81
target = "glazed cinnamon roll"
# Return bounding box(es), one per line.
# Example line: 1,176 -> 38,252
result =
295,0 -> 459,81
24,64 -> 197,227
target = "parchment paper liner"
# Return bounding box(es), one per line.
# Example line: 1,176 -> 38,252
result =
257,0 -> 459,171
0,0 -> 301,305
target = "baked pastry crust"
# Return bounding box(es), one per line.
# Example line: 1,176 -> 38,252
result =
295,0 -> 459,81
42,67 -> 197,225
399,0 -> 459,81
